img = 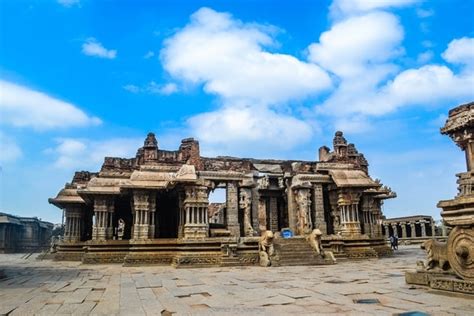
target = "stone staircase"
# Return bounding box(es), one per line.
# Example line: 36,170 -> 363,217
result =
273,237 -> 333,266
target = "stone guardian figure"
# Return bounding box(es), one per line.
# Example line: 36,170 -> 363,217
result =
259,231 -> 274,267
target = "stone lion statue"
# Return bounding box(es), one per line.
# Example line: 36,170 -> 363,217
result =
259,231 -> 274,267
307,229 -> 336,262
421,239 -> 450,271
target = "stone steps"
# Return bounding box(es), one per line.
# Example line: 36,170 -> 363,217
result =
273,237 -> 332,266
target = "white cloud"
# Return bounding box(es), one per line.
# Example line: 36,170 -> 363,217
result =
147,82 -> 178,95
123,84 -> 140,93
0,80 -> 101,129
0,132 -> 22,163
57,0 -> 80,8
416,8 -> 434,18
310,3 -> 474,131
188,106 -> 313,155
161,7 -> 331,106
144,51 -> 155,59
160,7 -> 330,153
417,50 -> 434,64
82,38 -> 117,59
308,11 -> 404,78
442,37 -> 474,66
123,82 -> 178,95
330,0 -> 419,19
49,137 -> 143,169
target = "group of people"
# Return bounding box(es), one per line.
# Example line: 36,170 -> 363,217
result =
389,235 -> 399,250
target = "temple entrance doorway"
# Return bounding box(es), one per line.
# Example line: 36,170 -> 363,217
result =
155,190 -> 179,238
114,196 -> 133,240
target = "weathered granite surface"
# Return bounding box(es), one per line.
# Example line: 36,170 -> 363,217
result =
0,246 -> 472,316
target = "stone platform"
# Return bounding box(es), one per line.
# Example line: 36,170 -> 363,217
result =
405,270 -> 474,295
53,235 -> 391,267
1,245 -> 472,315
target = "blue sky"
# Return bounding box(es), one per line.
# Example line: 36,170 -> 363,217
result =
0,0 -> 473,223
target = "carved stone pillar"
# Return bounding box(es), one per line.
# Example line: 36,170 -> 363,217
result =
391,223 -> 398,237
239,187 -> 254,237
92,196 -> 113,241
64,207 -> 82,242
360,196 -> 371,236
258,197 -> 267,233
226,182 -> 240,237
384,224 -> 390,238
183,186 -> 209,239
132,190 -> 155,240
420,220 -> 427,237
286,179 -> 297,233
338,192 -> 361,236
251,186 -> 260,233
313,184 -> 327,235
294,188 -> 312,235
430,220 -> 436,237
410,222 -> 416,237
401,223 -> 407,238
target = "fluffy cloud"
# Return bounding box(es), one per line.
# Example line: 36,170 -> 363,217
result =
160,7 -> 330,152
188,106 -> 313,154
123,82 -> 178,95
0,80 -> 101,129
49,137 -> 143,169
442,37 -> 474,66
308,11 -> 403,78
161,7 -> 331,106
310,0 -> 474,128
330,0 -> 420,19
82,38 -> 117,59
144,51 -> 155,59
0,132 -> 22,163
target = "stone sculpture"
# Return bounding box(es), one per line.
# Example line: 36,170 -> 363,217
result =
307,228 -> 336,262
259,231 -> 274,267
421,239 -> 450,271
117,218 -> 125,240
406,101 -> 474,295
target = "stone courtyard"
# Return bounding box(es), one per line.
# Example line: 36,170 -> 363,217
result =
0,246 -> 472,316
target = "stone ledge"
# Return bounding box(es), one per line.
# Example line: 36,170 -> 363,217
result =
406,270 -> 474,295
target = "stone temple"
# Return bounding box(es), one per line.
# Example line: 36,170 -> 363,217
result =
49,131 -> 395,266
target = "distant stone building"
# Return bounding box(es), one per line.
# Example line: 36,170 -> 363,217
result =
382,215 -> 448,244
0,212 -> 54,253
49,131 -> 396,266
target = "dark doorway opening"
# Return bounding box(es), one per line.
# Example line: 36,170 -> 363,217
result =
156,190 -> 179,238
114,195 -> 133,240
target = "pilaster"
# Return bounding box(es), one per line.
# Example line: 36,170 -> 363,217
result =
313,184 -> 327,235
226,182 -> 240,237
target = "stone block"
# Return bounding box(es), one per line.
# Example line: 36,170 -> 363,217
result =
405,271 -> 429,286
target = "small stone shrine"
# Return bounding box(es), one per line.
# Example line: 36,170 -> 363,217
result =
49,131 -> 395,267
406,101 -> 474,295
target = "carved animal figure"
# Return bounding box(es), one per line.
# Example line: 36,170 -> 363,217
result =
259,231 -> 274,267
307,229 -> 323,255
307,229 -> 336,262
421,239 -> 450,271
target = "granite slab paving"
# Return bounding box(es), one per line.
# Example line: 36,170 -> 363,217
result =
0,245 -> 473,315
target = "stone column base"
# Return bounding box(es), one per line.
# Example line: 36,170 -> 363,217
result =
406,270 -> 474,295
184,224 -> 208,239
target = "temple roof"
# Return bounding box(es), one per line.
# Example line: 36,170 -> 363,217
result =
329,170 -> 378,188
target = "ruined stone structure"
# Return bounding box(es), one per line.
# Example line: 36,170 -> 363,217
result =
49,131 -> 395,266
406,102 -> 474,295
0,212 -> 53,253
382,215 -> 447,245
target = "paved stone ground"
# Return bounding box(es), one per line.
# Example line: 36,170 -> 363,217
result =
0,245 -> 472,316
